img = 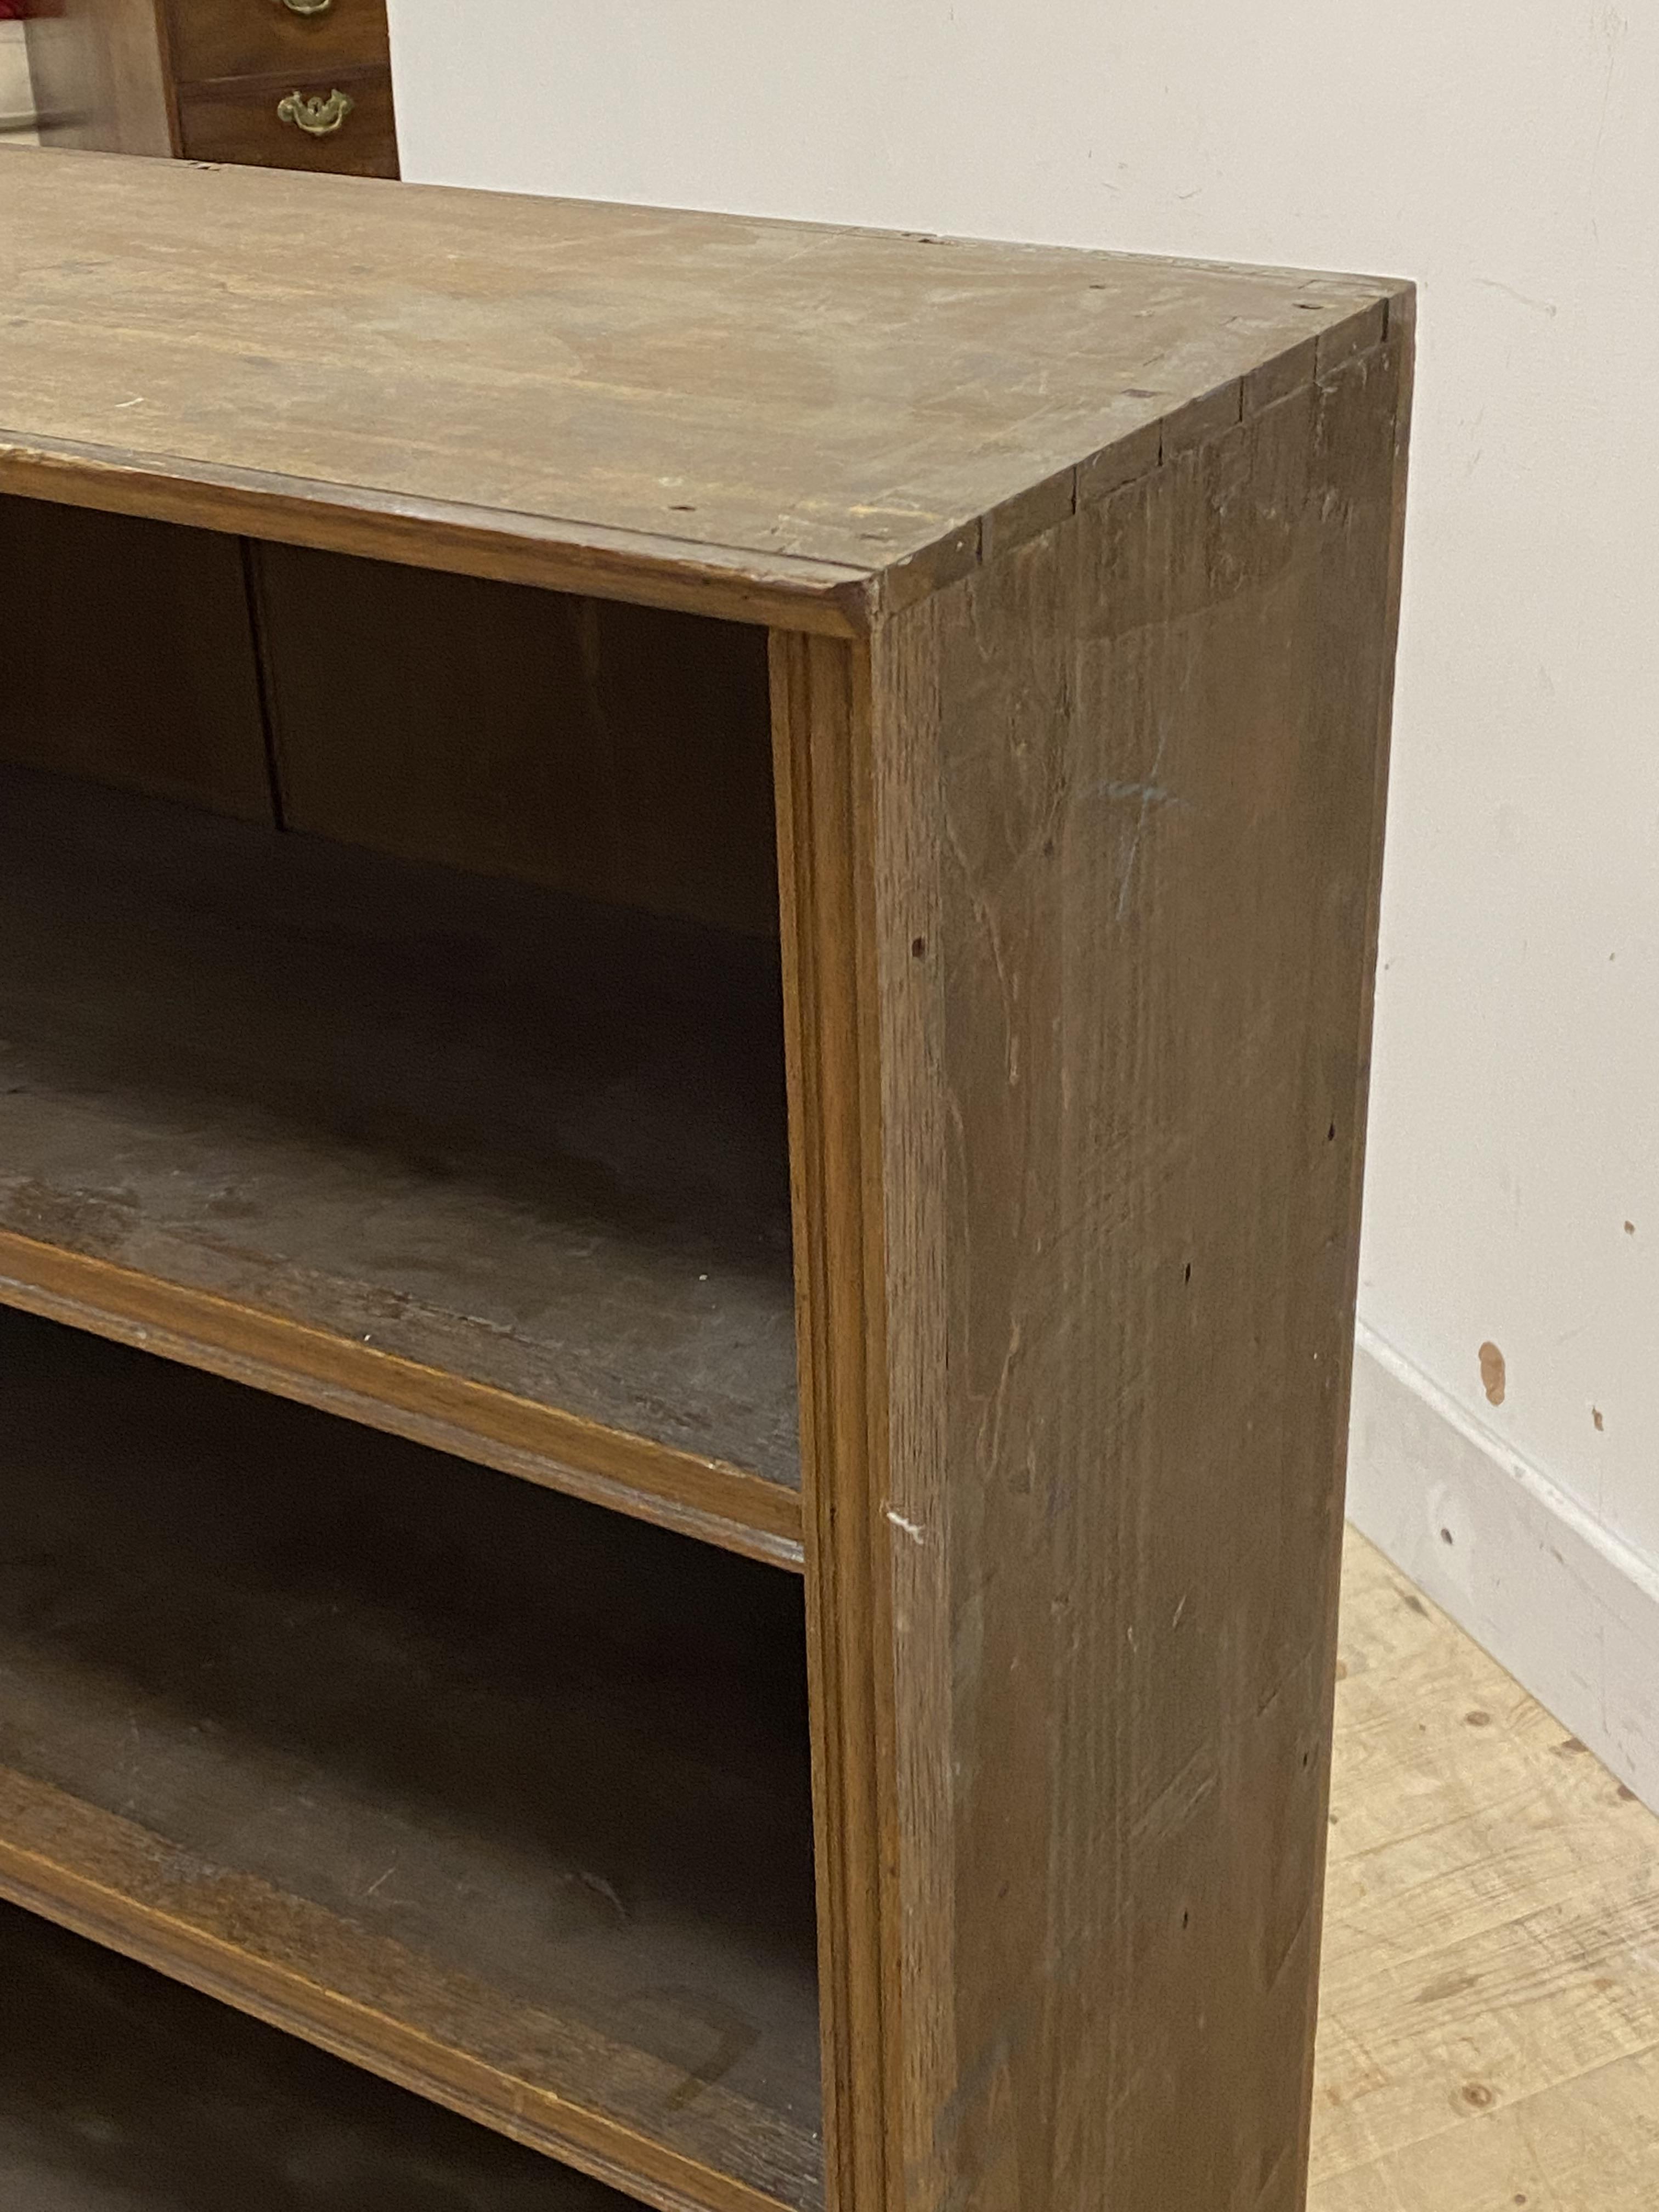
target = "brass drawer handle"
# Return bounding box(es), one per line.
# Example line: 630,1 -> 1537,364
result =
276,88 -> 354,135
281,0 -> 335,13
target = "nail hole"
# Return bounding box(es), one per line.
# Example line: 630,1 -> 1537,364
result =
911,936 -> 927,959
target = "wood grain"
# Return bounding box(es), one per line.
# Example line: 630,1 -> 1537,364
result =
0,150 -> 1398,623
163,0 -> 390,87
1311,1533 -> 1659,2212
0,435 -> 873,637
3,1528 -> 1651,2212
256,541 -> 780,936
0,1310 -> 822,2212
792,315 -> 1412,2210
21,0 -> 399,172
0,764 -> 802,1560
0,492 -> 273,820
177,64 -> 397,178
770,631 -> 894,2212
0,173 -> 1415,2212
0,1900 -> 636,2211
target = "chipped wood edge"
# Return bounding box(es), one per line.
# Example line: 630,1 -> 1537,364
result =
770,631 -> 901,2212
0,1232 -> 805,1571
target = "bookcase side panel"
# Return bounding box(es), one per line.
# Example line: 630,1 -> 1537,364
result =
845,327 -> 1411,2212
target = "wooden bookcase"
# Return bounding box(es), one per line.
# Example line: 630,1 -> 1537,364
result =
0,151 -> 1412,2212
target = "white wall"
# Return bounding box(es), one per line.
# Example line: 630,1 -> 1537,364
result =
388,3 -> 1659,1799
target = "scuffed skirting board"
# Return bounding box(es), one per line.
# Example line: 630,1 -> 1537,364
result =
1347,1322 -> 1659,1816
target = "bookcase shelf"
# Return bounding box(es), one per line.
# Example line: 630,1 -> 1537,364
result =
0,761 -> 802,1566
0,149 -> 1410,2212
0,1310 -> 821,2212
0,1902 -> 639,2211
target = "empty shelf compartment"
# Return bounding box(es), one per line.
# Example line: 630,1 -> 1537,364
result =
0,1310 -> 823,2212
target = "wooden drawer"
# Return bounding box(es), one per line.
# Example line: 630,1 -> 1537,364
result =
164,0 -> 389,87
176,63 -> 397,175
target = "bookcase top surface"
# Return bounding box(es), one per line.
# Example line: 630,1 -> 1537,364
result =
0,150 -> 1404,628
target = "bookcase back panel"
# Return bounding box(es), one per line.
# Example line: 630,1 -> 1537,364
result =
0,493 -> 273,822
0,494 -> 799,1549
0,496 -> 778,939
253,541 -> 780,938
0,763 -> 800,1498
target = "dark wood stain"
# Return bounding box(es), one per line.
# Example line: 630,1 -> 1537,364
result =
255,543 -> 780,936
162,0 -> 390,87
177,66 -> 398,179
0,1900 -> 635,2211
24,0 -> 398,176
0,764 -> 801,1534
0,1310 -> 821,2211
0,494 -> 272,821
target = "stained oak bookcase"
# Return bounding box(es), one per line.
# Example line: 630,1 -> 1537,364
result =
0,151 -> 1411,2212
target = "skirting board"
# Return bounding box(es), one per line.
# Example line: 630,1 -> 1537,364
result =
1347,1322 -> 1659,1816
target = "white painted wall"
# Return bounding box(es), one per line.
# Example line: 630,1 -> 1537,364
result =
387,4 -> 1659,1796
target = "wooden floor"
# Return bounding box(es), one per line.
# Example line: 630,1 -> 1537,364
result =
1313,1531 -> 1659,2211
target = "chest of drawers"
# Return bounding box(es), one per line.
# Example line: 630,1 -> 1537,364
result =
25,0 -> 397,174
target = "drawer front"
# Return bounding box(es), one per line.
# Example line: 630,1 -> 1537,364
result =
165,0 -> 390,87
177,66 -> 398,176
